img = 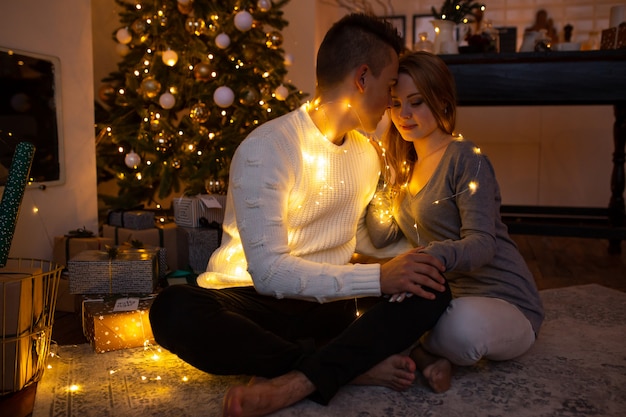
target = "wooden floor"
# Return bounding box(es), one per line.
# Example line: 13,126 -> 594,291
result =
2,235 -> 625,417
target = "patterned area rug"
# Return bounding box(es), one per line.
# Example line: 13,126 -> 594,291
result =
33,284 -> 626,417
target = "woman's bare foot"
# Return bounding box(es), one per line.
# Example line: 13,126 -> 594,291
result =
222,371 -> 315,417
351,354 -> 416,391
410,345 -> 452,393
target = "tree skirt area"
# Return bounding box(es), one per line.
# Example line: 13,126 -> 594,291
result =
33,284 -> 626,417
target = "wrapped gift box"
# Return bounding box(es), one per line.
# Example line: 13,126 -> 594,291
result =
55,272 -> 77,313
176,226 -> 222,273
1,334 -> 35,393
0,262 -> 44,337
601,27 -> 617,49
82,296 -> 155,353
102,222 -> 178,271
52,235 -> 114,267
68,250 -> 158,294
1,262 -> 44,393
618,22 -> 626,49
118,245 -> 167,279
173,194 -> 226,227
107,210 -> 155,230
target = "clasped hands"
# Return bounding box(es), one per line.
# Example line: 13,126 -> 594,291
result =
380,247 -> 446,302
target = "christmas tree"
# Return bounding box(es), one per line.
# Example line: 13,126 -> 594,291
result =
96,0 -> 307,210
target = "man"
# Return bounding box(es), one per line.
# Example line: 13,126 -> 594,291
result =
149,13 -> 451,417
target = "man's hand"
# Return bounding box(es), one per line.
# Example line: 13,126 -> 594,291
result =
380,248 -> 446,300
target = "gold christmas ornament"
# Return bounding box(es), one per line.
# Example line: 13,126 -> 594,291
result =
274,84 -> 289,101
98,84 -> 116,104
150,112 -> 161,131
162,49 -> 178,66
156,131 -> 174,152
140,77 -> 161,99
284,53 -> 294,66
265,31 -> 283,48
185,17 -> 206,35
257,0 -> 271,12
131,19 -> 147,34
197,125 -> 209,138
115,43 -> 130,56
177,0 -> 193,15
189,102 -> 210,123
193,62 -> 212,81
241,45 -> 256,62
116,27 -> 132,44
239,87 -> 259,106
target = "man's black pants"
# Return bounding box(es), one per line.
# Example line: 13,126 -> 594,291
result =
149,283 -> 451,404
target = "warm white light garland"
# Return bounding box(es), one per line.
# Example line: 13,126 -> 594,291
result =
370,136 -> 484,246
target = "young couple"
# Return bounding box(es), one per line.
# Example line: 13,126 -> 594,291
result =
149,13 -> 544,417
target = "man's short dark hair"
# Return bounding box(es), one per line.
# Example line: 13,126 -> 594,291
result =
316,13 -> 404,92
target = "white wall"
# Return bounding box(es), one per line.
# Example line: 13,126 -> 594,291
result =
0,0 -> 98,262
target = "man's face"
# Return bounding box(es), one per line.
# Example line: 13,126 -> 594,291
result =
357,51 -> 399,132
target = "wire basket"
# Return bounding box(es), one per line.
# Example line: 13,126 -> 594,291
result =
1,258 -> 63,394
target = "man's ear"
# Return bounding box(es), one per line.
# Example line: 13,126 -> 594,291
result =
355,65 -> 368,92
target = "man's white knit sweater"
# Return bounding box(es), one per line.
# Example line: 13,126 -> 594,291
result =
197,104 -> 383,302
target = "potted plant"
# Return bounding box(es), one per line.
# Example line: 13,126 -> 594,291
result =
431,0 -> 484,24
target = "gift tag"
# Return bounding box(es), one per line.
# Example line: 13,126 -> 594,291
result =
113,297 -> 140,312
199,195 -> 223,209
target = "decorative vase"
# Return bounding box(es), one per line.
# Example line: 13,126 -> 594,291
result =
431,19 -> 459,54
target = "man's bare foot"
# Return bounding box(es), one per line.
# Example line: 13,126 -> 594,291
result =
351,354 -> 416,391
222,371 -> 315,417
410,345 -> 452,393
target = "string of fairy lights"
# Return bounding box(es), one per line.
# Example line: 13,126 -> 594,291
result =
46,339 -> 192,394
370,135 -> 483,246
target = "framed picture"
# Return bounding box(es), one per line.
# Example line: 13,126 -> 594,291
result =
383,15 -> 406,44
413,14 -> 436,48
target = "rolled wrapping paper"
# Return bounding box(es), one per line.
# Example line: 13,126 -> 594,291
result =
0,142 -> 36,267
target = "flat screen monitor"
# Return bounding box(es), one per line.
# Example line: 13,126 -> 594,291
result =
0,46 -> 64,187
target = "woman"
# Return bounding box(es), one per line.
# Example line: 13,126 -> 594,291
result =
366,51 -> 544,392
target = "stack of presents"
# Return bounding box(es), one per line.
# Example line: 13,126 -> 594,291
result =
53,194 -> 226,353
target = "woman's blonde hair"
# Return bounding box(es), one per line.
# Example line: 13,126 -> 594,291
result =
384,51 -> 457,190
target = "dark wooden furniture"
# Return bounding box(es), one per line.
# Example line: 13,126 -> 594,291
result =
442,49 -> 626,253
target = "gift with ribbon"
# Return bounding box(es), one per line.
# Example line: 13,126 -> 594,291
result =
176,221 -> 222,273
52,228 -> 114,268
107,209 -> 155,230
102,222 -> 178,272
172,194 -> 227,228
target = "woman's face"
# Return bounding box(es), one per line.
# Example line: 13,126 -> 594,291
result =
389,73 -> 439,142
